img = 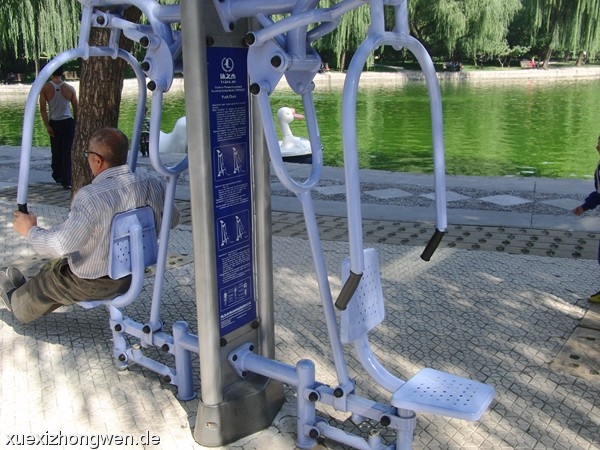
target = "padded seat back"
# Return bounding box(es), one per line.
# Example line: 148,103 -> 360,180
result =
108,206 -> 157,280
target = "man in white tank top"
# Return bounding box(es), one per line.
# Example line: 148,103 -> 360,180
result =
39,65 -> 78,189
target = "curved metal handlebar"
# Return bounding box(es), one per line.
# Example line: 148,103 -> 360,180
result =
16,46 -> 147,211
147,89 -> 189,178
342,30 -> 448,279
17,49 -> 83,210
253,84 -> 323,195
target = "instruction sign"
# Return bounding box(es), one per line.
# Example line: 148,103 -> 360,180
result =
207,46 -> 256,336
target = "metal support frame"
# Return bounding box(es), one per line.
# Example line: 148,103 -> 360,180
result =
16,0 -> 197,401
14,0 -> 496,448
214,0 -> 495,449
182,1 -> 284,445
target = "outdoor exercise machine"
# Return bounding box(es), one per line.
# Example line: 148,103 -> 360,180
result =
15,0 -> 495,448
16,0 -> 197,400
214,0 -> 494,448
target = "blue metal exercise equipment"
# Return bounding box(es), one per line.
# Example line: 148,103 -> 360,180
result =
17,0 -> 196,401
15,1 -> 495,448
217,0 -> 495,448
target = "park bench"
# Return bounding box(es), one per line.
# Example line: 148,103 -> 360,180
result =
520,60 -> 536,68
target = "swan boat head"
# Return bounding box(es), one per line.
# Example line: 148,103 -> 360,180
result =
277,107 -> 312,158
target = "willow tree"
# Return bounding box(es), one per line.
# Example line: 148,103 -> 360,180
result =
458,0 -> 522,65
313,1 -> 373,71
0,0 -> 80,75
408,0 -> 521,64
523,0 -> 600,67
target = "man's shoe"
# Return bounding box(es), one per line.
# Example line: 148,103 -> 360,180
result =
6,268 -> 26,288
0,272 -> 14,311
588,291 -> 600,303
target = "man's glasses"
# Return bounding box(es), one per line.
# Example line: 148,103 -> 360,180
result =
84,150 -> 104,159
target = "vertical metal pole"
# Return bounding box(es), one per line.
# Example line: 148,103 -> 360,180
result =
181,2 -> 284,446
251,97 -> 276,359
180,0 -> 223,406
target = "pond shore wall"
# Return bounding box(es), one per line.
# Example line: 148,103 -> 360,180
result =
306,65 -> 600,90
1,65 -> 600,97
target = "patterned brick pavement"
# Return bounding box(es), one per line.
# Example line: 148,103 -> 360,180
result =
1,174 -> 600,449
2,183 -> 597,261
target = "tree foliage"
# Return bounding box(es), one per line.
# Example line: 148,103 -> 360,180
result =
4,1 -> 600,73
408,0 -> 522,65
522,0 -> 600,63
0,0 -> 80,70
3,1 -> 600,193
310,1 -> 373,70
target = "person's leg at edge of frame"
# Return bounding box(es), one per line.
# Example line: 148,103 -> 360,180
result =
590,242 -> 600,303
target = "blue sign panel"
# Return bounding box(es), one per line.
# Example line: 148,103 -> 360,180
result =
206,47 -> 256,336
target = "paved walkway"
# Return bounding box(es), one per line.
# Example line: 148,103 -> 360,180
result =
1,146 -> 599,449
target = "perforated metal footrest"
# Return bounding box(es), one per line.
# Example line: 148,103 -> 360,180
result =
391,368 -> 494,421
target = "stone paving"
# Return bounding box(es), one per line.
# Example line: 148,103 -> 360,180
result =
1,147 -> 600,449
2,182 -> 598,262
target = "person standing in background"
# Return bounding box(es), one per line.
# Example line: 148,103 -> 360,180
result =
39,65 -> 78,189
573,134 -> 600,303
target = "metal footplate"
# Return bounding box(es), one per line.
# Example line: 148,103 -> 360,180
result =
391,368 -> 495,421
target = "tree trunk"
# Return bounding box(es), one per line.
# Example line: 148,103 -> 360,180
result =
71,7 -> 142,195
575,51 -> 587,66
542,47 -> 552,69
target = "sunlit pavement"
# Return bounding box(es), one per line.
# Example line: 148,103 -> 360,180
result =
1,146 -> 599,449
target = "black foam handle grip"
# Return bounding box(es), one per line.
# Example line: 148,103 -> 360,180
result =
17,203 -> 28,214
335,271 -> 362,311
420,228 -> 445,261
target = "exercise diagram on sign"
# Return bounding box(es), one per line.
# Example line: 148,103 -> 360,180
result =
215,143 -> 247,178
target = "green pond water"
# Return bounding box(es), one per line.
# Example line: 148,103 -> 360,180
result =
1,77 -> 599,179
